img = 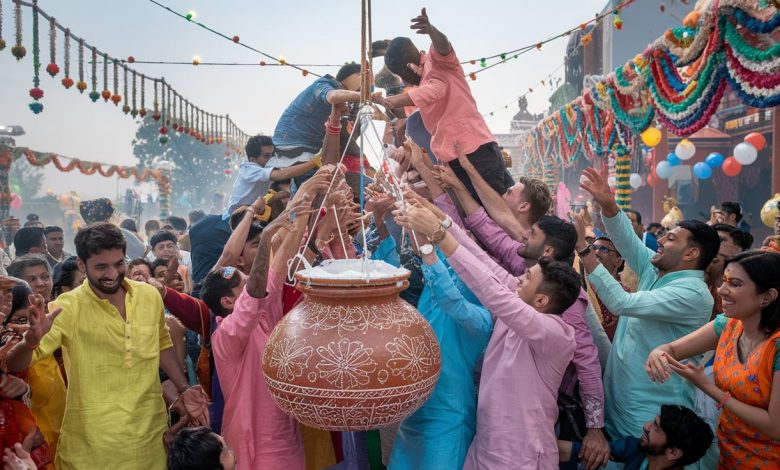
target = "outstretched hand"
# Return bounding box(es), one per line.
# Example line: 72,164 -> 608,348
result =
24,294 -> 61,348
410,8 -> 433,35
579,168 -> 618,217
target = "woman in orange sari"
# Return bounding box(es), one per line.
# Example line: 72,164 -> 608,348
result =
647,250 -> 780,469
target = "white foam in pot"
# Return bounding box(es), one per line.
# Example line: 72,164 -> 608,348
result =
300,259 -> 409,281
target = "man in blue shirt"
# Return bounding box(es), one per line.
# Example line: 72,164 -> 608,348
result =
270,63 -> 366,179
559,405 -> 713,470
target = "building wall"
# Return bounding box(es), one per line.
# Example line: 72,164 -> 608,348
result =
601,0 -> 694,72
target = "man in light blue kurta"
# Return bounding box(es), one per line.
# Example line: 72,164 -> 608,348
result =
374,236 -> 493,470
575,168 -> 720,443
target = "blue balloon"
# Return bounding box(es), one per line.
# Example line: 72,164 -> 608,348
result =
705,152 -> 724,168
694,162 -> 712,180
666,152 -> 681,166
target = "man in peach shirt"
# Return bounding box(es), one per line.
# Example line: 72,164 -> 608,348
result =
380,8 -> 514,204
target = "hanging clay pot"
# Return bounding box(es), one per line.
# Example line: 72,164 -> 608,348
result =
263,259 -> 441,431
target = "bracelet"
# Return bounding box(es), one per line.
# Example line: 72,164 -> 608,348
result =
717,392 -> 731,410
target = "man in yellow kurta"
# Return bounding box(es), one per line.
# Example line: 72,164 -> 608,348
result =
6,223 -> 198,470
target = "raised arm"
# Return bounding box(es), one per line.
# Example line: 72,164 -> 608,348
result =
580,168 -> 654,276
420,249 -> 492,339
411,8 -> 451,56
214,196 -> 266,270
269,156 -> 321,182
455,151 -> 525,240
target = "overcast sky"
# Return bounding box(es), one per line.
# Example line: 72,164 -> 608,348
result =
0,0 -> 609,199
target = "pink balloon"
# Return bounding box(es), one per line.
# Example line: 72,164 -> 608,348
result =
10,194 -> 22,211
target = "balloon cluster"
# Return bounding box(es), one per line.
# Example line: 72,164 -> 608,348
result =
654,132 -> 765,182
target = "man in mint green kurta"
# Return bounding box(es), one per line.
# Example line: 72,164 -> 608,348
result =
577,168 -> 719,440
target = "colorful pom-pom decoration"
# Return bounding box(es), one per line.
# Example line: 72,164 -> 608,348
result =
88,91 -> 100,102
29,87 -> 44,100
76,81 -> 88,92
110,94 -> 121,105
11,45 -> 26,60
28,102 -> 43,114
61,77 -> 74,89
101,90 -> 111,101
46,63 -> 60,77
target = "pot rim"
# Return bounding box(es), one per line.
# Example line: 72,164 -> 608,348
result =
294,264 -> 411,287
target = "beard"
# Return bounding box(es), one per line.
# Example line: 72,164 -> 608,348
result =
518,243 -> 544,264
88,272 -> 125,295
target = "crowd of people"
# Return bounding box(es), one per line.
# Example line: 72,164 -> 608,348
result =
0,7 -> 777,470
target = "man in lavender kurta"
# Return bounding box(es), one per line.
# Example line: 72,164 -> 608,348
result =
396,201 -> 581,468
433,161 -> 610,465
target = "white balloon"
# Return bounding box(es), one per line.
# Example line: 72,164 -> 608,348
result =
656,161 -> 672,179
608,176 -> 617,187
675,139 -> 696,160
629,173 -> 643,189
733,142 -> 758,165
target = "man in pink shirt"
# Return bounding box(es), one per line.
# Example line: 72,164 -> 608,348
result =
396,198 -> 581,469
380,8 -> 514,204
210,201 -> 310,470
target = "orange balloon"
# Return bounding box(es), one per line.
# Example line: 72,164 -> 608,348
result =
744,132 -> 766,152
722,156 -> 742,177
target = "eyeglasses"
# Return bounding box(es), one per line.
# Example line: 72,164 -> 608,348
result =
221,266 -> 236,280
591,245 -> 618,255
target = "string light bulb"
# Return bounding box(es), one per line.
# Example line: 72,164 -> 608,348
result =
278,55 -> 286,65
185,10 -> 196,21
192,55 -> 201,65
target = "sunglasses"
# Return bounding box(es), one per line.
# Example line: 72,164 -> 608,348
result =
591,245 -> 618,255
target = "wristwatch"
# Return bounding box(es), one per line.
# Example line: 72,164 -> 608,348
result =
440,215 -> 453,230
577,244 -> 593,257
419,244 -> 434,256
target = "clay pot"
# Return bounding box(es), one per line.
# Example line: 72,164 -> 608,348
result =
263,260 -> 441,431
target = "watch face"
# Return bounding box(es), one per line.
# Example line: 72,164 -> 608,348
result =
420,244 -> 434,255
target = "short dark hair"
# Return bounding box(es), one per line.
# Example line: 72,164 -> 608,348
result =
152,258 -> 171,274
150,230 -> 179,250
52,256 -> 81,297
720,201 -> 742,222
9,279 -> 32,323
623,208 -> 642,225
144,219 -> 160,232
168,216 -> 188,233
536,215 -> 577,262
13,227 -> 45,256
385,37 -> 421,84
712,223 -> 753,251
725,250 -> 780,336
677,220 -> 720,270
336,62 -> 361,82
246,222 -> 264,243
8,255 -> 50,279
517,177 -> 552,224
245,135 -> 275,160
74,223 -> 127,262
536,257 -> 581,314
648,222 -> 663,231
120,218 -> 138,233
201,267 -> 242,317
43,226 -> 64,236
167,427 -> 224,470
128,258 -> 153,273
189,209 -> 206,225
659,404 -> 714,466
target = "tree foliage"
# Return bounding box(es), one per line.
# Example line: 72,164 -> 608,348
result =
132,116 -> 234,208
9,156 -> 45,200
